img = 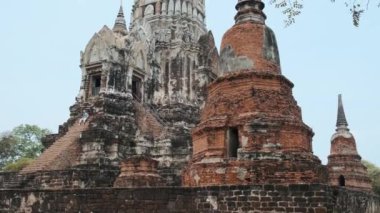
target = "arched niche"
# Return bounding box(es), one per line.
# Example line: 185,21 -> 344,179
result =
339,175 -> 346,187
144,4 -> 154,17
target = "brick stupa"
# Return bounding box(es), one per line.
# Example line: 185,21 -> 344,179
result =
183,0 -> 327,186
327,95 -> 372,192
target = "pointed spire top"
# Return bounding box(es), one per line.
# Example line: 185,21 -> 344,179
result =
234,0 -> 266,24
118,1 -> 124,16
113,2 -> 127,36
336,94 -> 349,131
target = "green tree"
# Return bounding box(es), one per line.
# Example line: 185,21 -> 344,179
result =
0,133 -> 19,168
11,124 -> 51,158
0,124 -> 51,171
363,160 -> 380,195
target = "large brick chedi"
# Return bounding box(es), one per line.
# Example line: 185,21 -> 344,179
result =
183,0 -> 327,186
327,95 -> 372,191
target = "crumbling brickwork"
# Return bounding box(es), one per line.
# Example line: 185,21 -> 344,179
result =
113,156 -> 165,188
183,0 -> 326,187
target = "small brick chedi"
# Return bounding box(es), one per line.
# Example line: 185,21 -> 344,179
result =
327,95 -> 372,191
0,0 -> 378,212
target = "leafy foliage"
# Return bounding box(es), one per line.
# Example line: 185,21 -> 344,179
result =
0,124 -> 51,171
268,0 -> 379,27
331,0 -> 380,26
268,0 -> 304,27
11,124 -> 51,158
331,0 -> 368,26
2,158 -> 34,172
363,160 -> 380,195
0,134 -> 19,168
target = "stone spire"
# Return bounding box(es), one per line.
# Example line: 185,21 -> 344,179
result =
336,94 -> 349,131
113,4 -> 127,36
235,0 -> 266,24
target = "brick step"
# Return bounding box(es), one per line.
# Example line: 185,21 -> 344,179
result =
133,101 -> 165,139
20,121 -> 89,174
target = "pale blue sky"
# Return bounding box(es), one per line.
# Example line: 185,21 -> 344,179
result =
0,1 -> 379,165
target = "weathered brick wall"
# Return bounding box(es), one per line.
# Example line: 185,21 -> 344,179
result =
183,154 -> 327,187
1,184 -> 378,212
333,187 -> 380,213
0,169 -> 119,189
0,172 -> 18,188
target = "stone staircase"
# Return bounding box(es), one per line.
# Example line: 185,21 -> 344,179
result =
20,120 -> 89,174
134,101 -> 166,140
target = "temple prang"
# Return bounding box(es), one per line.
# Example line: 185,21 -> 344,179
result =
0,1 -> 378,212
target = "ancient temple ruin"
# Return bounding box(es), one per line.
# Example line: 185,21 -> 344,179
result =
19,0 -> 220,187
0,0 -> 378,212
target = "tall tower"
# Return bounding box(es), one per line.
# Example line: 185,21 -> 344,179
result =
77,0 -> 219,110
119,0 -> 219,185
183,0 -> 326,186
127,0 -> 219,108
327,95 -> 372,191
